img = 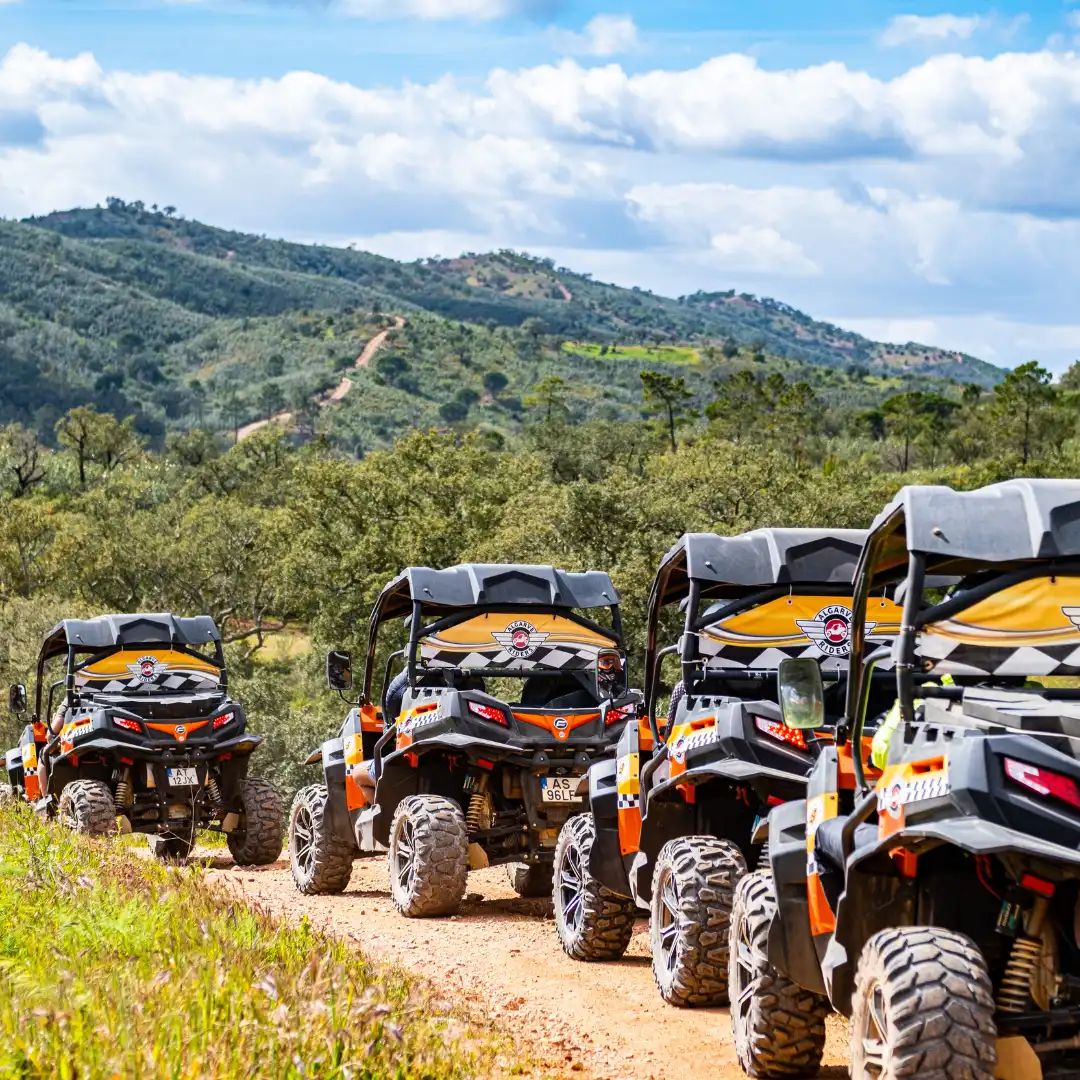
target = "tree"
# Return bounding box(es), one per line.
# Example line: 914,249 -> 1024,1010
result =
258,384 -> 286,423
640,370 -> 694,453
55,407 -> 141,488
525,375 -> 571,424
991,361 -> 1056,465
880,391 -> 958,472
0,424 -> 46,497
482,371 -> 508,396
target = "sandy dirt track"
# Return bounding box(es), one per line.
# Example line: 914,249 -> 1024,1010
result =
235,316 -> 405,441
211,855 -> 847,1079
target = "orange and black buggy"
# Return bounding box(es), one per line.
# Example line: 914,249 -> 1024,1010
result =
288,563 -> 637,915
552,528 -> 902,1007
731,480 -> 1080,1079
5,613 -> 284,863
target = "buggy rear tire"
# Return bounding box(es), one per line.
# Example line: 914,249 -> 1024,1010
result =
553,813 -> 636,961
289,783 -> 354,895
388,795 -> 468,917
58,780 -> 116,836
149,834 -> 194,861
226,778 -> 285,867
650,835 -> 747,1006
729,871 -> 828,1078
507,861 -> 553,898
850,926 -> 996,1080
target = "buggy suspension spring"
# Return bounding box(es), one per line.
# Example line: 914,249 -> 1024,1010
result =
465,775 -> 492,834
115,772 -> 133,807
205,776 -> 223,811
997,935 -> 1042,1014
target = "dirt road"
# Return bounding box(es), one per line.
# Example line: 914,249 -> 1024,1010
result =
212,855 -> 847,1079
235,316 -> 404,441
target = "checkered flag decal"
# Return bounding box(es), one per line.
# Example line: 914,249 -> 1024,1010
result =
617,792 -> 639,810
421,641 -> 601,672
92,670 -> 220,695
913,636 -> 1080,678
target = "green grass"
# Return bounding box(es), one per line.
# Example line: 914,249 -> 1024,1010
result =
0,804 -> 517,1078
562,341 -> 700,365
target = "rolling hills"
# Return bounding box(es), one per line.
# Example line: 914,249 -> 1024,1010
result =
1,199 -> 1003,449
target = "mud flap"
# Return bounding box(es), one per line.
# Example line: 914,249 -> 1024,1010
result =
995,1036 -> 1042,1079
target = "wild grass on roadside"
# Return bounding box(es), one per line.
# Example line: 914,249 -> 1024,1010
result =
0,803 -> 513,1079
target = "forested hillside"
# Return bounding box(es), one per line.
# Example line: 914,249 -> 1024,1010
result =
1,199 -> 1003,452
1,352 -> 1076,794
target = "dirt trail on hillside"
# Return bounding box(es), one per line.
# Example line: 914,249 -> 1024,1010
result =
235,316 -> 404,441
211,856 -> 848,1079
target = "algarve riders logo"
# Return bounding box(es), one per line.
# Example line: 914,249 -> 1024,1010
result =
796,605 -> 870,657
493,620 -> 549,659
127,655 -> 166,684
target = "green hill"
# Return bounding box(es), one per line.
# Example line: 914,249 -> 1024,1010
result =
1,199 -> 1004,448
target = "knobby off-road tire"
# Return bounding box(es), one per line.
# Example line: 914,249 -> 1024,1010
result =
227,778 -> 285,867
149,834 -> 195,861
388,795 -> 469,917
850,927 -> 996,1080
57,780 -> 117,836
553,813 -> 636,961
729,871 -> 828,1078
650,835 -> 748,1006
507,861 -> 554,898
289,783 -> 354,895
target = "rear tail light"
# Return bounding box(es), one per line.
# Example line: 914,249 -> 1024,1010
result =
113,717 -> 142,734
754,717 -> 808,752
212,711 -> 235,731
1003,757 -> 1080,811
605,705 -> 635,728
468,701 -> 509,726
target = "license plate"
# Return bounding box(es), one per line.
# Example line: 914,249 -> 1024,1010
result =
167,767 -> 200,787
540,776 -> 581,803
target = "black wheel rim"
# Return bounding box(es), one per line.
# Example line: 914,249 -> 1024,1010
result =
292,803 -> 315,873
393,817 -> 416,897
859,980 -> 887,1078
557,836 -> 585,930
656,866 -> 680,973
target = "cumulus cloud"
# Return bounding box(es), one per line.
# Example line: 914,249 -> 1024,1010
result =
3,41 -> 1080,367
551,14 -> 638,57
879,13 -> 986,48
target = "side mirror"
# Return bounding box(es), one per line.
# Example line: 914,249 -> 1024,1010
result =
326,650 -> 353,692
8,684 -> 27,714
777,658 -> 825,730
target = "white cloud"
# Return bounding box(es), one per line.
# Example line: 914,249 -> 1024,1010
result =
551,14 -> 638,57
879,13 -> 986,48
333,0 -> 536,18
3,42 -> 1080,367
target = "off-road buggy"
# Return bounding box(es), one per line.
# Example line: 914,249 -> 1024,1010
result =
5,613 -> 284,863
731,479 -> 1080,1080
552,528 -> 903,1007
289,563 -> 637,916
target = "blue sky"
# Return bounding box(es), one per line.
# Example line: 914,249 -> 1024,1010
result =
3,1 -> 1080,369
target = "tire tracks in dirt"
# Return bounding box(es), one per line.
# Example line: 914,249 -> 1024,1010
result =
210,855 -> 848,1079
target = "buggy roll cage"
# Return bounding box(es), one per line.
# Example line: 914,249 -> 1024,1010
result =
361,563 -> 623,705
643,528 -> 868,744
844,479 -> 1080,795
33,614 -> 225,720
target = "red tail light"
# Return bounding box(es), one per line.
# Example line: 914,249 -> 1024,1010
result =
754,717 -> 808,751
1004,758 -> 1080,811
468,701 -> 509,726
605,705 -> 635,728
113,717 -> 142,734
212,711 -> 235,731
